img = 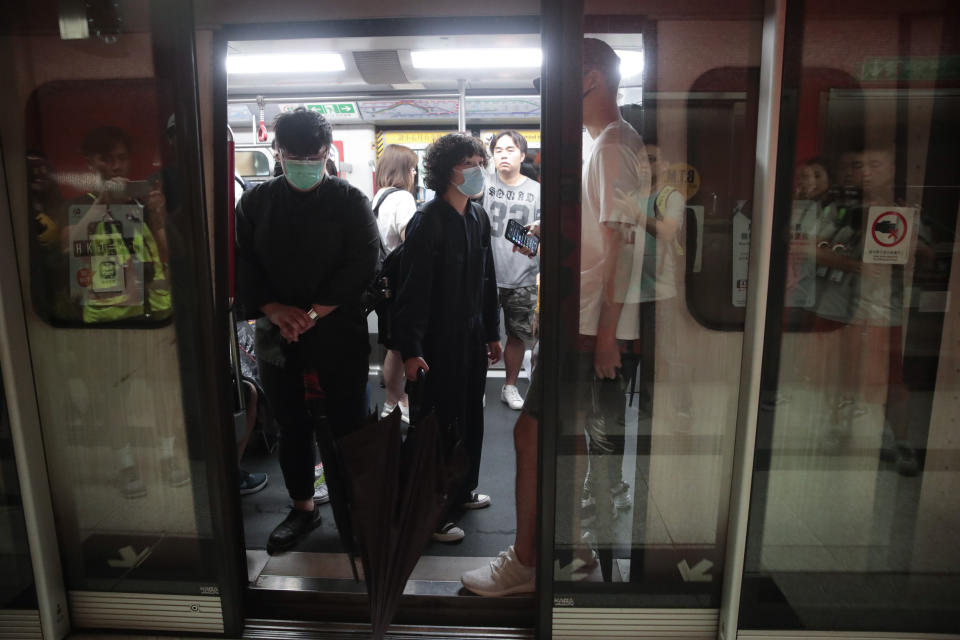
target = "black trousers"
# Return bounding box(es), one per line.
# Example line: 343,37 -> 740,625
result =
420,330 -> 489,511
258,328 -> 370,502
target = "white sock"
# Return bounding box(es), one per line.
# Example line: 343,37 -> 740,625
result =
160,436 -> 175,459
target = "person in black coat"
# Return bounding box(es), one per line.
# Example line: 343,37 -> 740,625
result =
235,107 -> 379,554
391,133 -> 502,542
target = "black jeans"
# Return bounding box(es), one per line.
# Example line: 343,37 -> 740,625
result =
258,329 -> 369,502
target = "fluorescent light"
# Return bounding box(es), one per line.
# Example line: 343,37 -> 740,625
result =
410,46 -> 641,78
615,50 -> 644,79
411,48 -> 542,69
226,53 -> 345,75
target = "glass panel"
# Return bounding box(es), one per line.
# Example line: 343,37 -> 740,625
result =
0,364 -> 38,610
548,0 -> 763,608
5,0 -> 223,598
741,0 -> 960,633
235,149 -> 273,179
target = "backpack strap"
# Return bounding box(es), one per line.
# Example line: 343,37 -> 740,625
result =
372,187 -> 401,219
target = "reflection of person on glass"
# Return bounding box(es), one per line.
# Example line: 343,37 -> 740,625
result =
611,137 -> 693,423
63,126 -> 184,498
462,38 -> 650,595
391,133 -> 502,543
812,147 -> 922,475
68,126 -> 171,324
235,108 -> 379,554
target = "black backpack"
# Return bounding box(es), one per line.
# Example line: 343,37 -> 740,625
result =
360,187 -> 407,319
362,202 -> 453,349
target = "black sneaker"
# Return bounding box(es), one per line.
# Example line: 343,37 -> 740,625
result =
267,507 -> 321,555
239,470 -> 268,495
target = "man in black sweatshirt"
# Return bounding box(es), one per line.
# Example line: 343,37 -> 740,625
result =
235,107 -> 379,554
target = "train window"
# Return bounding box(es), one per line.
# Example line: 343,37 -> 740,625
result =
26,78 -> 175,328
235,149 -> 273,179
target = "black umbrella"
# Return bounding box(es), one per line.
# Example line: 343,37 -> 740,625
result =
337,371 -> 467,639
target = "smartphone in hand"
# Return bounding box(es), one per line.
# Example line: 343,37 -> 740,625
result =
505,218 -> 540,255
123,180 -> 153,199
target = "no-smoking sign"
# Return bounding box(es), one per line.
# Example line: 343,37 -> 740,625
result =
863,206 -> 916,265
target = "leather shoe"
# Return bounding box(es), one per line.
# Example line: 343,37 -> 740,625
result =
267,507 -> 321,554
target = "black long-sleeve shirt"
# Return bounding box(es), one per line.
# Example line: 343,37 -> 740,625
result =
235,175 -> 379,335
391,198 -> 500,365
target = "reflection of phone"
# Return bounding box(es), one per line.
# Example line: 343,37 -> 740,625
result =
123,180 -> 153,199
505,218 -> 539,255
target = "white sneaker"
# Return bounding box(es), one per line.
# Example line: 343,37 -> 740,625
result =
313,463 -> 330,504
462,491 -> 491,509
461,545 -> 535,597
381,402 -> 411,424
501,385 -> 524,410
432,522 -> 465,543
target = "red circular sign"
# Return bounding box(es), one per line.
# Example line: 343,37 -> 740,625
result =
871,210 -> 907,248
77,268 -> 92,287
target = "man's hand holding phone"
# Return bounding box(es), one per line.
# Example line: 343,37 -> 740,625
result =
508,219 -> 541,258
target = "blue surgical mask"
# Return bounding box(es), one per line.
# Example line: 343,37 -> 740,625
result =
456,165 -> 485,198
284,159 -> 326,191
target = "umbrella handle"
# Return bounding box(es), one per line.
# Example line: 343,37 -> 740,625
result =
404,368 -> 427,421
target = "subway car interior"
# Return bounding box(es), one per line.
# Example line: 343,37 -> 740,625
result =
1,1 -> 959,638
228,26 -> 550,604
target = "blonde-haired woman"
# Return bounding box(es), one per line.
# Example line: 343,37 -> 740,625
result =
373,144 -> 419,423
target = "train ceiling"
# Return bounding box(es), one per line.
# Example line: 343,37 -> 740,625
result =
226,33 -> 642,126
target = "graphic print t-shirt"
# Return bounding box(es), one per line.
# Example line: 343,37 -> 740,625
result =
482,171 -> 541,288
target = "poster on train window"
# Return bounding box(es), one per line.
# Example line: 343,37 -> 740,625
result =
68,203 -> 146,319
863,206 -> 916,265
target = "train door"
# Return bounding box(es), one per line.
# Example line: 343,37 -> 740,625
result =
537,1 -> 960,639
0,1 -> 244,636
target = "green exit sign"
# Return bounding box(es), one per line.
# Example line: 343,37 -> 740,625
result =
305,102 -> 358,117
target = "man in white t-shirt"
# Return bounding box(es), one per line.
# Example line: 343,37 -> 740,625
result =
483,130 -> 541,410
462,38 -> 650,596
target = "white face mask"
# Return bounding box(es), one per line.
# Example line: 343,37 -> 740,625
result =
456,165 -> 485,198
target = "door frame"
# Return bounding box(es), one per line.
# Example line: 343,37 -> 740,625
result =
212,13 -> 543,632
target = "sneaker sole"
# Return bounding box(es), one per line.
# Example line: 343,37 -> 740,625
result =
432,534 -> 465,543
462,581 -> 535,597
432,527 -> 465,543
240,478 -> 269,495
462,500 -> 491,510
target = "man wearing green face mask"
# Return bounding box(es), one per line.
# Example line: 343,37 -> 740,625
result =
235,107 -> 380,554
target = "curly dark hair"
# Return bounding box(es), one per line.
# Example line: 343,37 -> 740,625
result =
273,107 -> 333,157
423,133 -> 489,193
